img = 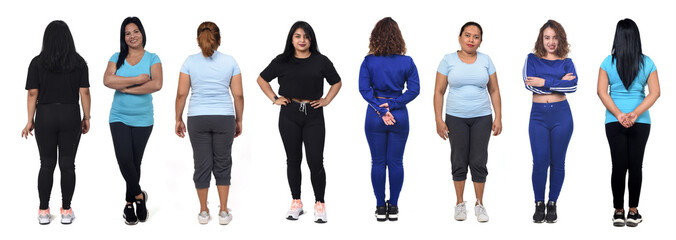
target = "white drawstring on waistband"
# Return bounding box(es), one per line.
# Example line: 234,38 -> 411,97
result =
298,102 -> 307,115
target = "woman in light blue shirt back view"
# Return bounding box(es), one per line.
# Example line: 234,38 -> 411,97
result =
175,21 -> 243,225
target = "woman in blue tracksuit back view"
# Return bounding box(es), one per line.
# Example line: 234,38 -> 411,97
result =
359,17 -> 420,222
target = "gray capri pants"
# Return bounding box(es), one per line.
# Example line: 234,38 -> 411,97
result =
445,114 -> 492,183
188,115 -> 236,188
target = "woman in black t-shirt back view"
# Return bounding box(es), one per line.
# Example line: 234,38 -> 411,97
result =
21,20 -> 91,225
256,21 -> 342,224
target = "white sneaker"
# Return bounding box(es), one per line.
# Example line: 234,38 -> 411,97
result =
314,201 -> 327,223
198,211 -> 210,224
219,208 -> 232,225
454,202 -> 467,221
474,202 -> 489,222
286,199 -> 303,220
38,208 -> 51,225
60,208 -> 75,224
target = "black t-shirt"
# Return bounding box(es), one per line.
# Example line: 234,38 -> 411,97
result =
25,56 -> 90,104
260,53 -> 340,100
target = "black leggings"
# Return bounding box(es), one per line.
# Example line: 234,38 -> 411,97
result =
110,122 -> 153,203
279,102 -> 326,203
605,122 -> 650,209
35,104 -> 81,210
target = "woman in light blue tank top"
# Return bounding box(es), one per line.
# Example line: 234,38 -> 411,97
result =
103,17 -> 162,225
597,18 -> 660,227
175,21 -> 243,225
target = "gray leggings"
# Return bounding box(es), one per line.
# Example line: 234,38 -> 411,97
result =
188,115 -> 235,188
446,114 -> 492,183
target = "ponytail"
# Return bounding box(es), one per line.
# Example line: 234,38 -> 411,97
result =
197,22 -> 220,57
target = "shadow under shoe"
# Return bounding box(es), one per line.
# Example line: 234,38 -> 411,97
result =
545,201 -> 557,223
533,201 -> 545,223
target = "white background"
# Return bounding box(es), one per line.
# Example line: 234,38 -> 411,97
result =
1,0 -> 673,239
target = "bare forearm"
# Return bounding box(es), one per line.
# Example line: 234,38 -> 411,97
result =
124,80 -> 161,94
234,95 -> 244,124
489,91 -> 502,120
433,91 -> 444,122
324,82 -> 341,102
257,76 -> 277,102
26,93 -> 37,123
632,93 -> 659,116
104,74 -> 143,90
598,92 -> 623,117
80,88 -> 91,119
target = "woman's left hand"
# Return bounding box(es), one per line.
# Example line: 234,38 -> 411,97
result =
382,111 -> 396,126
235,121 -> 242,138
379,103 -> 390,112
525,77 -> 545,87
311,98 -> 331,108
81,118 -> 90,134
492,118 -> 502,136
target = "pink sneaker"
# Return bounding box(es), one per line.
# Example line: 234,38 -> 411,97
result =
286,199 -> 303,220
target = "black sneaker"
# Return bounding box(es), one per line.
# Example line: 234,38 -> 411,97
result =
375,205 -> 387,222
626,210 -> 642,227
123,203 -> 138,225
533,201 -> 545,223
386,200 -> 398,221
135,191 -> 148,222
613,210 -> 626,227
545,201 -> 557,223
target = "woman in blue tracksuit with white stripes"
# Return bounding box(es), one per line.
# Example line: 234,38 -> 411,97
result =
523,20 -> 577,224
359,17 -> 419,222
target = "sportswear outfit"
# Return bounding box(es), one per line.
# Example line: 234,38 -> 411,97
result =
26,56 -> 89,210
359,54 -> 419,207
260,53 -> 341,203
522,53 -> 577,203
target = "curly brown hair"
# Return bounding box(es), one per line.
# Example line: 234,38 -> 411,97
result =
369,17 -> 406,56
534,20 -> 569,58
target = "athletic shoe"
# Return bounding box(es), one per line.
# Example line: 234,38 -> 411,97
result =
60,208 -> 75,224
545,201 -> 557,223
626,210 -> 642,227
613,210 -> 625,227
454,201 -> 467,221
533,201 -> 545,223
286,199 -> 303,220
135,191 -> 148,222
375,205 -> 387,222
38,208 -> 51,225
198,211 -> 210,224
314,201 -> 327,223
123,203 -> 138,225
219,208 -> 233,225
474,202 -> 489,222
387,200 -> 398,221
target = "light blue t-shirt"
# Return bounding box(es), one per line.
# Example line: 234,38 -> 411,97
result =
601,54 -> 656,124
180,51 -> 240,116
437,52 -> 496,118
108,51 -> 161,127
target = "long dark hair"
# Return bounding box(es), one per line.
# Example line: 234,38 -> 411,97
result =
38,20 -> 85,72
116,17 -> 146,69
279,21 -> 319,62
369,17 -> 406,56
612,18 -> 643,89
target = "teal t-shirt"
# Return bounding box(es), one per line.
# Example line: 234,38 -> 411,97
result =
108,51 -> 161,127
601,54 -> 656,124
437,52 -> 496,118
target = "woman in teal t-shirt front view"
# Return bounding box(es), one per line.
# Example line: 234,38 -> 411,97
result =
103,16 -> 163,225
